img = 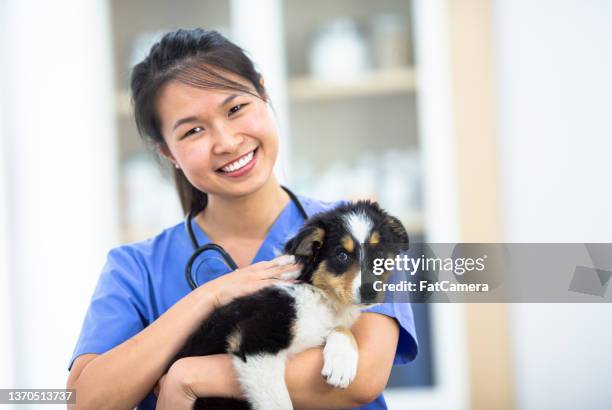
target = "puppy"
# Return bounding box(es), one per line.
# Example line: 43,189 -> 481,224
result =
171,200 -> 409,410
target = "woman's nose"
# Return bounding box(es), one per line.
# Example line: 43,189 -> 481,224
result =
211,123 -> 244,155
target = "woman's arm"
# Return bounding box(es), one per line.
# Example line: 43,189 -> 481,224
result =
67,259 -> 299,410
67,285 -> 216,410
178,312 -> 400,409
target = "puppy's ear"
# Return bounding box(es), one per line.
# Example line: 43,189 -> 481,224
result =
285,225 -> 326,257
384,215 -> 410,252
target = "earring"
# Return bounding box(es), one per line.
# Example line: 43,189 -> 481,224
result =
174,163 -> 180,169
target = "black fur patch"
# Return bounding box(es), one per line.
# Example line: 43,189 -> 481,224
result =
172,287 -> 296,410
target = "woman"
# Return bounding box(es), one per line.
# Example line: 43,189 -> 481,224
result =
66,28 -> 417,410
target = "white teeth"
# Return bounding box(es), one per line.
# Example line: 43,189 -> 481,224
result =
220,150 -> 254,173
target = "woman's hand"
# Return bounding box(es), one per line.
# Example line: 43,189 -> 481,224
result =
201,254 -> 301,308
154,355 -> 244,407
154,359 -> 198,410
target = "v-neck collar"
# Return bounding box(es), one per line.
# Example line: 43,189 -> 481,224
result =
188,198 -> 298,266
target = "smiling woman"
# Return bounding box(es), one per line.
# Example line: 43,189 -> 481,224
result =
130,30 -> 279,214
155,78 -> 274,196
66,28 -> 417,410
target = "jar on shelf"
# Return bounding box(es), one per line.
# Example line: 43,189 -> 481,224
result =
370,13 -> 411,69
308,17 -> 370,81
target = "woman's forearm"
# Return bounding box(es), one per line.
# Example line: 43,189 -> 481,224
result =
286,348 -> 374,410
178,355 -> 244,399
184,348 -> 374,410
70,286 -> 217,410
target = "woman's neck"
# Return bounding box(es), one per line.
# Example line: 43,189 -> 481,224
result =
196,175 -> 290,240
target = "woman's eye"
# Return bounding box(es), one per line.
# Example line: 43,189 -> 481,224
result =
336,251 -> 349,263
182,127 -> 204,139
228,104 -> 247,116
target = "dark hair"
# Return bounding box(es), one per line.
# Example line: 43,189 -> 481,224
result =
130,28 -> 267,215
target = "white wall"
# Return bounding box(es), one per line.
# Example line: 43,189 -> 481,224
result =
0,0 -> 16,390
2,0 -> 119,395
494,1 -> 612,409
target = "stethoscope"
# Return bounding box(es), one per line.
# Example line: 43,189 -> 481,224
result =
184,185 -> 309,290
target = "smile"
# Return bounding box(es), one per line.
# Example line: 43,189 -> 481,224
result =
217,147 -> 257,174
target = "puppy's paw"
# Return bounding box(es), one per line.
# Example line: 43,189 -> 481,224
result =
321,332 -> 358,389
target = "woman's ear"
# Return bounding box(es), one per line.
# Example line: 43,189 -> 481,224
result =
258,77 -> 270,102
158,144 -> 179,169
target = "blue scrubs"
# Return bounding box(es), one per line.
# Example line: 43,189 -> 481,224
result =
69,195 -> 418,409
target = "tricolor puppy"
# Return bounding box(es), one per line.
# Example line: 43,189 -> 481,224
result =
172,200 -> 409,410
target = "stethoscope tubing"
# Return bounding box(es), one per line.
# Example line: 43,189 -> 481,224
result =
184,185 -> 308,290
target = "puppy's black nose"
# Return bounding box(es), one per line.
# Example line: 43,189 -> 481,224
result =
359,284 -> 378,303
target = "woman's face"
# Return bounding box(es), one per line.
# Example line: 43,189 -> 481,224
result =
156,72 -> 278,199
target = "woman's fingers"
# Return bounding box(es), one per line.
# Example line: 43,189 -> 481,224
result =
247,260 -> 277,271
271,254 -> 296,266
249,255 -> 296,271
265,277 -> 301,286
257,263 -> 301,279
278,268 -> 302,281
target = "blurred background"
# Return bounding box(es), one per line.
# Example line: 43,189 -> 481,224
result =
0,0 -> 611,409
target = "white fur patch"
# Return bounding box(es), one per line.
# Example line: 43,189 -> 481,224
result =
286,286 -> 335,354
232,352 -> 292,410
343,211 -> 372,302
343,212 -> 373,245
281,286 -> 361,355
321,330 -> 359,389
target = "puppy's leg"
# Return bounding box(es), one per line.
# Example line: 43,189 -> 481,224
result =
232,352 -> 292,410
321,327 -> 359,389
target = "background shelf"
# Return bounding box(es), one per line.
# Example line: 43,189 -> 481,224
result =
289,67 -> 417,101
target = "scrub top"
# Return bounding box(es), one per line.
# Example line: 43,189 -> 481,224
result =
69,194 -> 418,410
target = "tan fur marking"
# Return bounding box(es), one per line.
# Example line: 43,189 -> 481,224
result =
334,326 -> 357,349
312,262 -> 359,307
341,235 -> 355,253
226,330 -> 242,353
295,227 -> 326,256
312,227 -> 325,242
369,231 -> 380,245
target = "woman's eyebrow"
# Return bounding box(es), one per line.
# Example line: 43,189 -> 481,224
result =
172,116 -> 200,131
171,95 -> 241,131
221,94 -> 238,106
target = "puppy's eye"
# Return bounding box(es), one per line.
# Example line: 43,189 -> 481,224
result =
336,251 -> 349,263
